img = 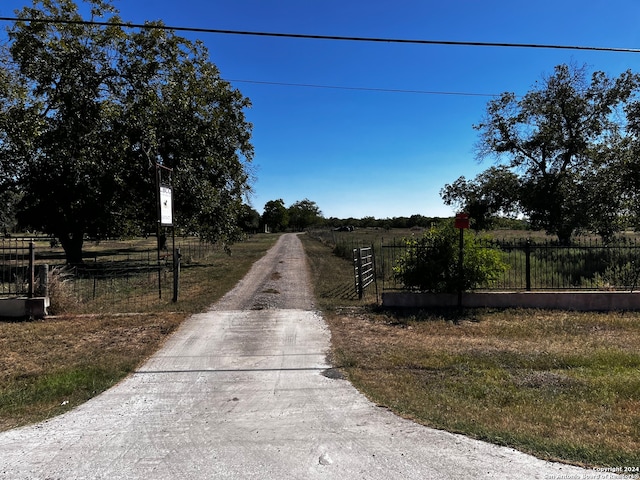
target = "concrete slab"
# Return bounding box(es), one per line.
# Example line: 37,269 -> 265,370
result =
0,297 -> 49,319
383,291 -> 640,311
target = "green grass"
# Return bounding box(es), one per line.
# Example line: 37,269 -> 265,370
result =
1,366 -> 126,420
300,232 -> 640,469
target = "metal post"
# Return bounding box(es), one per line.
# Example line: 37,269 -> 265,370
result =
458,227 -> 464,309
372,244 -> 379,304
28,241 -> 35,298
155,164 -> 162,299
359,250 -> 365,299
525,240 -> 532,291
172,247 -> 181,303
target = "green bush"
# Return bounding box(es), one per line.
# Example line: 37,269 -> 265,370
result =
593,261 -> 640,290
393,222 -> 508,292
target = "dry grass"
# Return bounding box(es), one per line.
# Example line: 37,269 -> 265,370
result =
326,309 -> 640,468
0,233 -> 280,431
301,233 -> 640,469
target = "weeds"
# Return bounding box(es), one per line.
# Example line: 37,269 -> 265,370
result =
47,266 -> 79,315
330,309 -> 640,468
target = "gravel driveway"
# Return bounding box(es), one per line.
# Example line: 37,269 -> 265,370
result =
0,234 -> 617,479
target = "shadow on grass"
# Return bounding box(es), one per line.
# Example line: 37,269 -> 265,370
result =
376,306 -> 494,325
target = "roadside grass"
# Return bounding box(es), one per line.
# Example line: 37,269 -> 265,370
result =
300,233 -> 640,470
0,234 -> 280,431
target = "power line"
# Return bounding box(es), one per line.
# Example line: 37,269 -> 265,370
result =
227,79 -> 500,97
1,16 -> 640,54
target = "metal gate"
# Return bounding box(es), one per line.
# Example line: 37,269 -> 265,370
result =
353,246 -> 378,301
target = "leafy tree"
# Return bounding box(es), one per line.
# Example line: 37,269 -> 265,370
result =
441,166 -> 521,231
237,204 -> 260,233
288,198 -> 323,231
0,189 -> 20,235
619,103 -> 640,230
1,0 -> 253,263
393,222 -> 507,293
447,63 -> 640,244
0,44 -> 28,235
262,199 -> 289,232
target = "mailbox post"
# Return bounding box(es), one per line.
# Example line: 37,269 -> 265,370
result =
454,213 -> 470,309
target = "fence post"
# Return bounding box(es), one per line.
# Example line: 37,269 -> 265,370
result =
37,264 -> 48,297
525,240 -> 531,291
372,244 -> 379,304
172,247 -> 181,303
28,241 -> 35,298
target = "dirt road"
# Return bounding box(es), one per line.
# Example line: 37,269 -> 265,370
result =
0,234 -> 613,479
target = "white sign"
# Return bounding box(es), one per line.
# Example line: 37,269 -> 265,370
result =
160,186 -> 173,226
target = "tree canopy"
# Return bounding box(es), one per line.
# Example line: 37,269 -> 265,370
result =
0,0 -> 253,262
288,198 -> 322,231
262,199 -> 289,233
441,63 -> 640,243
260,198 -> 324,232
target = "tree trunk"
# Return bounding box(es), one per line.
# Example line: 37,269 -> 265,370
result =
556,226 -> 573,246
58,232 -> 85,265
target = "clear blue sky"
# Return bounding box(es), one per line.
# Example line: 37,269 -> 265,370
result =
2,1 -> 640,219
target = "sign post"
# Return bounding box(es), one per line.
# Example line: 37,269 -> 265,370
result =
455,213 -> 470,309
155,163 -> 176,300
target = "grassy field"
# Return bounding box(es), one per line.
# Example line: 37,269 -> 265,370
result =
0,234 -> 279,430
301,233 -> 640,471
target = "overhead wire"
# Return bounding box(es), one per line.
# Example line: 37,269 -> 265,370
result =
0,16 -> 637,98
226,79 -> 500,97
1,16 -> 640,54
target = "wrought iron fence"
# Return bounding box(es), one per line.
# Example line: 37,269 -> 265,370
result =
380,238 -> 640,292
0,236 -> 217,312
0,237 -> 36,297
61,238 -> 216,313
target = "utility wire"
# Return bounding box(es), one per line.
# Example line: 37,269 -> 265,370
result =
227,79 -> 500,97
1,16 -> 640,54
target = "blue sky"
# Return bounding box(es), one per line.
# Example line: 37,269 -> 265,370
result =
2,1 -> 640,219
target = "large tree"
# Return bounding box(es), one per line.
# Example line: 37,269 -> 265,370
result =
442,64 -> 640,244
288,198 -> 323,231
0,46 -> 27,234
620,101 -> 640,230
1,0 -> 253,263
262,199 -> 289,233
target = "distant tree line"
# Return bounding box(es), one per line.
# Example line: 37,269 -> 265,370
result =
257,198 -> 530,233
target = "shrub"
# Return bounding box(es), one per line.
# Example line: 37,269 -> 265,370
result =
593,261 -> 640,291
393,222 -> 508,292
